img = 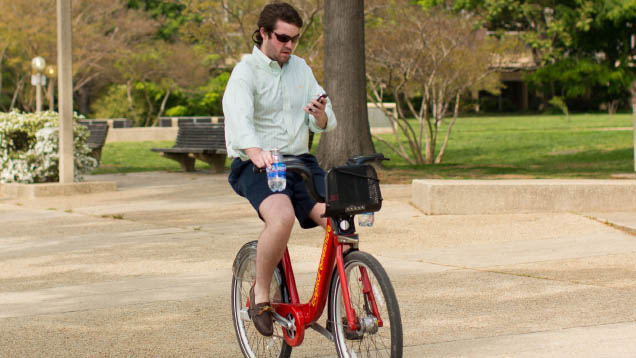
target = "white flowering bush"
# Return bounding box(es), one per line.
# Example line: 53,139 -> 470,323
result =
0,111 -> 98,183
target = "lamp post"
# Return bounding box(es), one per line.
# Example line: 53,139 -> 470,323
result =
31,56 -> 47,113
44,65 -> 57,111
57,0 -> 74,183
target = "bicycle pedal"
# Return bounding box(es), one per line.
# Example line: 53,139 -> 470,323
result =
239,307 -> 251,322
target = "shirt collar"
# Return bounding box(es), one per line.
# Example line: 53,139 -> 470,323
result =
252,46 -> 284,72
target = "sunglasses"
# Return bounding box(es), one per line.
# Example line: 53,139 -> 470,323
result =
273,32 -> 299,44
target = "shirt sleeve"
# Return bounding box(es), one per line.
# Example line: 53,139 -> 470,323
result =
222,63 -> 261,156
306,69 -> 337,133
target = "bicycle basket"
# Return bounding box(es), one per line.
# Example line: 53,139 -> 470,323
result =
324,164 -> 382,217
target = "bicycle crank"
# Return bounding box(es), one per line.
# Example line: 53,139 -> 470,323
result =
272,311 -> 295,332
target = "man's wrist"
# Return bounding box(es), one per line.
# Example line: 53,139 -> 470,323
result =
315,113 -> 328,129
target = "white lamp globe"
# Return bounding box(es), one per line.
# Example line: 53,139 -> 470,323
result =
31,56 -> 46,72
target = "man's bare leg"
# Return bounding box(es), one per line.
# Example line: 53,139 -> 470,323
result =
254,194 -> 295,304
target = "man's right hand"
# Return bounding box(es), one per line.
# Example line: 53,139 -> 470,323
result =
244,148 -> 273,169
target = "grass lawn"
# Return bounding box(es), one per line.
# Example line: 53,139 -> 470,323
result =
374,113 -> 635,182
94,113 -> 635,183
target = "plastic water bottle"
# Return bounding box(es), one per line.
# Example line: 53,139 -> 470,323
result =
267,148 -> 286,192
266,162 -> 277,192
358,212 -> 374,227
276,157 -> 286,191
266,149 -> 278,192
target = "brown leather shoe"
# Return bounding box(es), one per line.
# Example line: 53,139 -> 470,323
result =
249,285 -> 273,336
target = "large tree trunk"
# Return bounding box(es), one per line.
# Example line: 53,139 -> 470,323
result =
317,0 -> 374,168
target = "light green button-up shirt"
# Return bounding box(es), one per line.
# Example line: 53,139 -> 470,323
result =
222,46 -> 337,160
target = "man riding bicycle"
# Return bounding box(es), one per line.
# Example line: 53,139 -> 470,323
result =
222,2 -> 337,337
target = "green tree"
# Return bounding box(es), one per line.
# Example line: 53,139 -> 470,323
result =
126,0 -> 189,40
111,40 -> 207,126
0,0 -> 158,113
0,0 -> 56,111
366,1 -> 515,164
528,58 -> 634,116
421,0 -> 636,112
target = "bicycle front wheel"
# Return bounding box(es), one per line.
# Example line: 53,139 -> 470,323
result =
231,240 -> 292,358
329,251 -> 403,358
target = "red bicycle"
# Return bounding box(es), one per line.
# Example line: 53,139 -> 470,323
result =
231,153 -> 403,357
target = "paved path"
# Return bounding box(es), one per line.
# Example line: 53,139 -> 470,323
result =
1,171 -> 635,357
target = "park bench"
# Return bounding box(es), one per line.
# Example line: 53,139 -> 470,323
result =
78,120 -> 109,164
150,122 -> 227,173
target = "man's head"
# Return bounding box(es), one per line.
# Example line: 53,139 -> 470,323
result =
253,2 -> 303,65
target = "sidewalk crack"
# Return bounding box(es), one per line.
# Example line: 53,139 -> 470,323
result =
581,214 -> 636,237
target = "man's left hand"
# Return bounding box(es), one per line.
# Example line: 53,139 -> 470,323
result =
303,97 -> 328,129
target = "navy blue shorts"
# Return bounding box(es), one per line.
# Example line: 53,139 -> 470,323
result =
228,153 -> 326,229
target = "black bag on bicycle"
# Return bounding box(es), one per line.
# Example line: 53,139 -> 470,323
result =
324,164 -> 382,217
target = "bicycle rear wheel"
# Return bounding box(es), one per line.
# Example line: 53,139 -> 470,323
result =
231,241 -> 292,358
329,250 -> 403,358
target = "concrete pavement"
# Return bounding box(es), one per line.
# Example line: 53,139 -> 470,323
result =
1,171 -> 636,357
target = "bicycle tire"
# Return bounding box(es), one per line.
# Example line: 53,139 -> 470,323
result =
231,240 -> 292,358
328,250 -> 403,358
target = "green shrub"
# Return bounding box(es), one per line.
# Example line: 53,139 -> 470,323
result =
164,105 -> 188,116
0,111 -> 97,183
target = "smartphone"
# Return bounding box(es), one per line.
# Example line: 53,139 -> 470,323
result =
309,93 -> 328,112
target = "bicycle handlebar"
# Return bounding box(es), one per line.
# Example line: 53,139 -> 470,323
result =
345,153 -> 388,166
252,153 -> 388,205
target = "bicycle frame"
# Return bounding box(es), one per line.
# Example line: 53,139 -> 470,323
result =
269,217 -> 384,347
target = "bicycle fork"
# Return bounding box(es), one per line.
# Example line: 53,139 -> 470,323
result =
335,236 -> 384,335
335,243 -> 359,332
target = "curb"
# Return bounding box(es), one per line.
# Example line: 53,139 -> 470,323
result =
412,179 -> 636,215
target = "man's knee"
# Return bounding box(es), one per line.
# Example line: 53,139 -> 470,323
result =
267,209 -> 295,231
260,194 -> 295,230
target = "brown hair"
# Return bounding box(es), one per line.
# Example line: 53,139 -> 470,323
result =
252,2 -> 303,47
